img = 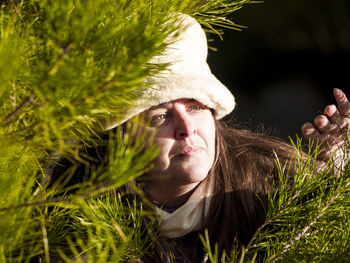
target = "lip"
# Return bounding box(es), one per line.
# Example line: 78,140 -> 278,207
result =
179,146 -> 202,157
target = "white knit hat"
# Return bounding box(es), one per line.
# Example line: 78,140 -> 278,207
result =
103,14 -> 235,130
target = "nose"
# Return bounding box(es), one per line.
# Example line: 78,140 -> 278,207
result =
174,111 -> 195,139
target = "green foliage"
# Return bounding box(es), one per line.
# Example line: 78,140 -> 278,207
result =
1,0 -> 349,262
199,136 -> 350,263
45,193 -> 157,262
0,0 -> 255,262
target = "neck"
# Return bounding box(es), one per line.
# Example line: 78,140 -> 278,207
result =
145,180 -> 200,208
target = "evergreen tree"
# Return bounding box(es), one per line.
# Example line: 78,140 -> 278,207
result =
0,0 -> 349,262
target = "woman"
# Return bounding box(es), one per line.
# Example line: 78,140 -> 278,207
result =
50,14 -> 349,262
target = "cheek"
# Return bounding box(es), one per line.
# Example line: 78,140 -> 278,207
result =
154,138 -> 172,156
198,117 -> 216,161
152,138 -> 174,168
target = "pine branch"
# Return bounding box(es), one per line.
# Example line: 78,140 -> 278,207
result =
244,188 -> 303,254
10,0 -> 25,26
0,1 -> 265,261
0,179 -> 119,212
1,96 -> 34,125
268,190 -> 342,263
242,138 -> 350,262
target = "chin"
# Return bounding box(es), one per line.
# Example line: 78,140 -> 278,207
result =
176,166 -> 211,184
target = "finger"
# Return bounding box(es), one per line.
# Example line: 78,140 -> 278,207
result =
302,122 -> 320,139
324,104 -> 340,124
334,88 -> 350,117
314,115 -> 331,133
338,118 -> 349,130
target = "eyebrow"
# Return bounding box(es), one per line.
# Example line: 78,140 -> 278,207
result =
149,99 -> 197,110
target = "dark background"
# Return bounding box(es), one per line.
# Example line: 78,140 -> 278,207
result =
207,0 -> 350,140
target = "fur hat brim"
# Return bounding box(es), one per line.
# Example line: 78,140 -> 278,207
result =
102,14 -> 235,130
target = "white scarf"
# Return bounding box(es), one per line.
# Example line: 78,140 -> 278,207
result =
156,181 -> 212,238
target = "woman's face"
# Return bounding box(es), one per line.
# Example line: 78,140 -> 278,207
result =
141,99 -> 216,188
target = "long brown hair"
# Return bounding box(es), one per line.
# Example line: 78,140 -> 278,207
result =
205,120 -> 297,254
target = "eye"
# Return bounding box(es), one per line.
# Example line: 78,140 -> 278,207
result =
191,105 -> 203,111
150,113 -> 169,126
188,103 -> 208,112
152,114 -> 167,121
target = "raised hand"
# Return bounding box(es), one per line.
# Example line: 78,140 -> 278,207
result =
301,88 -> 349,164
